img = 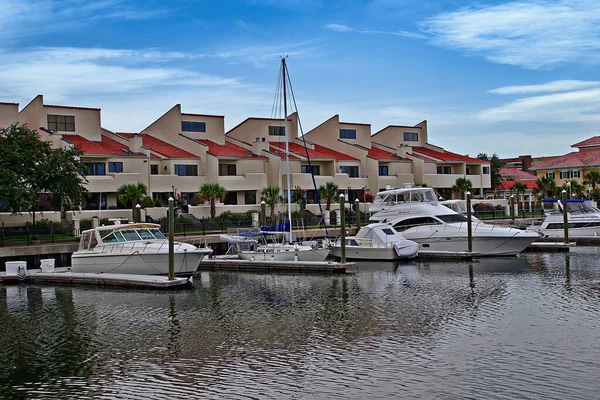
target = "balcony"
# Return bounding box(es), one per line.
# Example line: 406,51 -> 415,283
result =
377,173 -> 415,190
423,174 -> 482,188
283,173 -> 352,189
219,173 -> 267,191
85,173 -> 141,192
151,174 -> 207,193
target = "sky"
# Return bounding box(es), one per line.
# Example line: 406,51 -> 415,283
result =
1,0 -> 599,158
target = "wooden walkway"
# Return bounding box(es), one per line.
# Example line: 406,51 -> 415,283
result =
200,259 -> 352,273
0,267 -> 191,288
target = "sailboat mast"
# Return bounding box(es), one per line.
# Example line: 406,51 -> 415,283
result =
282,58 -> 293,244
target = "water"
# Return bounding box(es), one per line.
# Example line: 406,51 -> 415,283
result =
1,249 -> 600,399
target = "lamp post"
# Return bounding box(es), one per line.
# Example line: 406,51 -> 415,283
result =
135,203 -> 141,223
567,181 -> 572,199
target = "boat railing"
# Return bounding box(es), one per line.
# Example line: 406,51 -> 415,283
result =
98,240 -> 193,253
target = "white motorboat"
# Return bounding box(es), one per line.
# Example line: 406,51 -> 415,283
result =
219,233 -> 330,262
527,199 -> 600,237
369,187 -> 539,256
331,223 -> 419,260
71,222 -> 212,276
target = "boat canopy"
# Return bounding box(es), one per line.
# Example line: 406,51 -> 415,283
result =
370,187 -> 440,213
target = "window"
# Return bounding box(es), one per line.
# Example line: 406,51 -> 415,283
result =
483,166 -> 490,174
83,162 -> 105,176
437,166 -> 452,174
268,126 -> 285,136
108,162 -> 123,173
219,164 -> 236,176
560,170 -> 570,179
466,167 -> 471,175
393,217 -> 440,232
340,165 -> 359,177
224,191 -> 237,205
301,165 -> 320,175
379,165 -> 389,176
244,191 -> 256,204
339,129 -> 357,139
571,170 -> 581,179
403,132 -> 418,141
181,121 -> 206,132
150,164 -> 158,175
547,172 -> 555,179
174,164 -> 198,176
48,115 -> 75,132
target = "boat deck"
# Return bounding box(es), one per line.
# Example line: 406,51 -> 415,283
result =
0,267 -> 191,288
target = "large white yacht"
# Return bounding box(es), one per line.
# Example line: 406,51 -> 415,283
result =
369,187 -> 540,256
527,199 -> 600,237
72,222 -> 212,276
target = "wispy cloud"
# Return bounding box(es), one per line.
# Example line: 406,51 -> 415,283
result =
489,80 -> 600,95
422,0 -> 600,69
324,23 -> 426,39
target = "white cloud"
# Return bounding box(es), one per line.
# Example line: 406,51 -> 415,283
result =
478,87 -> 600,123
489,80 -> 600,95
324,23 -> 425,39
422,0 -> 600,69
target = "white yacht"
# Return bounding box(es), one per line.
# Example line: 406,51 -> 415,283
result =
331,223 -> 419,260
528,199 -> 600,237
369,187 -> 540,256
219,233 -> 330,262
72,222 -> 212,276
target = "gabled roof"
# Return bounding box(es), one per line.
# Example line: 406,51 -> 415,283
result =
531,150 -> 600,170
367,147 -> 403,161
119,133 -> 198,158
181,112 -> 224,118
499,167 -> 537,181
226,117 -> 290,134
268,145 -> 300,160
270,142 -> 358,161
45,104 -> 100,111
63,135 -> 145,157
495,181 -> 538,190
198,139 -> 262,158
412,147 -> 484,164
571,136 -> 600,148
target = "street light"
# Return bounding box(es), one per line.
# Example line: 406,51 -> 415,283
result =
567,181 -> 572,199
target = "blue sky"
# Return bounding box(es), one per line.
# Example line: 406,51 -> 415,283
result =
1,0 -> 599,157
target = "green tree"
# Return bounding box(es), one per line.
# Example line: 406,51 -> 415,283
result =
511,182 -> 528,210
261,186 -> 283,218
194,183 -> 227,220
584,169 -> 600,190
117,183 -> 148,209
452,177 -> 473,199
560,180 -> 585,199
318,182 -> 339,211
535,176 -> 557,199
591,188 -> 600,203
477,153 -> 504,187
0,124 -> 88,232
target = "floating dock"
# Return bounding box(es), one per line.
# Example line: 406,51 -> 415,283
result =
523,242 -> 575,253
201,258 -> 353,273
416,250 -> 479,260
0,267 -> 191,289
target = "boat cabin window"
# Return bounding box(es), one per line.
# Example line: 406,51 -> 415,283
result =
393,217 -> 441,231
88,232 -> 98,249
381,228 -> 396,235
345,239 -> 359,246
120,229 -> 142,241
137,229 -> 156,240
149,229 -> 166,239
101,232 -> 120,243
435,214 -> 469,223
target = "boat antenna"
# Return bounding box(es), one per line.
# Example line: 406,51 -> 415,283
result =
282,57 -> 293,244
285,67 -> 330,240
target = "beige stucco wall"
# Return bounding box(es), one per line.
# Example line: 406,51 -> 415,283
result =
371,122 -> 428,148
0,103 -> 19,128
226,114 -> 298,145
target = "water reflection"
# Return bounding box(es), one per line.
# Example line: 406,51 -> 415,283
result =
0,250 -> 599,399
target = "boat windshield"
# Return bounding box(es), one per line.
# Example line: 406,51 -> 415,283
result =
566,200 -> 600,215
101,228 -> 167,243
372,188 -> 439,209
435,214 -> 469,223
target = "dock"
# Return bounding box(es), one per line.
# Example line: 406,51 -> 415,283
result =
0,267 -> 191,289
200,258 -> 353,273
523,242 -> 576,252
416,250 -> 479,260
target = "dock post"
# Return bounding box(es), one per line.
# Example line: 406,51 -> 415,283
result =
466,191 -> 473,253
261,201 -> 266,227
355,198 -> 361,230
510,195 -> 515,221
340,194 -> 346,263
168,197 -> 175,280
562,190 -> 569,244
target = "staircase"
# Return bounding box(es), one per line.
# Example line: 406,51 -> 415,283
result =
180,212 -> 204,225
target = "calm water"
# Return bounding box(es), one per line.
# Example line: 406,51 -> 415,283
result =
1,249 -> 600,399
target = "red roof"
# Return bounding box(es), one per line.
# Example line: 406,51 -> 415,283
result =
367,147 -> 403,161
495,181 -> 538,190
271,142 -> 357,161
412,147 -> 484,163
571,136 -> 600,148
119,133 -> 197,158
532,150 -> 600,169
269,145 -> 300,160
198,139 -> 261,158
499,167 -> 537,181
63,135 -> 145,157
0,102 -> 18,106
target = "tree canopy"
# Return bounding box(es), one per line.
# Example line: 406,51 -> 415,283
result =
452,178 -> 473,199
194,183 -> 227,220
477,153 -> 504,188
261,186 -> 283,218
0,123 -> 88,217
318,182 -> 339,211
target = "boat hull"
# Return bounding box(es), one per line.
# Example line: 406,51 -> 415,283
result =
71,250 -> 211,276
406,235 -> 537,256
331,245 -> 417,260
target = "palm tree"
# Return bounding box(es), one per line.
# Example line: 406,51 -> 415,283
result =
261,186 -> 283,218
584,169 -> 600,190
194,183 -> 226,220
318,182 -> 339,211
535,176 -> 557,198
560,180 -> 585,199
117,183 -> 148,209
452,178 -> 473,199
511,182 -> 528,211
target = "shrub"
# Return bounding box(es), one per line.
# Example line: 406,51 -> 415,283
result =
215,211 -> 253,222
473,202 -> 495,211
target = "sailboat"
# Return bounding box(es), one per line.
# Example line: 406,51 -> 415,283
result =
237,58 -> 330,262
